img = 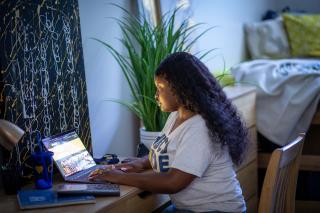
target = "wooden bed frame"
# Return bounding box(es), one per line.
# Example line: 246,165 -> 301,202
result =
258,108 -> 320,212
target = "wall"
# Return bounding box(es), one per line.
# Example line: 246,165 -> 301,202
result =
0,0 -> 92,192
194,0 -> 276,70
160,0 -> 277,71
78,0 -> 138,158
161,0 -> 320,71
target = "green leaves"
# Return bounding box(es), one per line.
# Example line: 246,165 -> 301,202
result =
96,4 -> 212,131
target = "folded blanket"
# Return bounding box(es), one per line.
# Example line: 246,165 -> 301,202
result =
231,59 -> 320,146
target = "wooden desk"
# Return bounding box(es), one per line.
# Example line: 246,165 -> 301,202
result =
0,184 -> 169,213
0,85 -> 257,213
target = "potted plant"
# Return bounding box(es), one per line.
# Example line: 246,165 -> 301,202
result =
94,4 -> 213,154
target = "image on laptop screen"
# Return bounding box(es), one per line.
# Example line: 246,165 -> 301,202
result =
42,131 -> 96,177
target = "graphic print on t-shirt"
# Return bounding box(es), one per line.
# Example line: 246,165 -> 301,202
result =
149,134 -> 170,172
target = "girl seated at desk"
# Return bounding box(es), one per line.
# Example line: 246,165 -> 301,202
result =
89,52 -> 248,213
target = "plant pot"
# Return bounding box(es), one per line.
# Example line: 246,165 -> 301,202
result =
140,128 -> 161,150
137,128 -> 161,157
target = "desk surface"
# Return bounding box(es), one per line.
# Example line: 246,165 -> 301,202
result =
0,183 -> 169,213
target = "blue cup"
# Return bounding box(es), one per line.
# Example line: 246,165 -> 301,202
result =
31,151 -> 54,189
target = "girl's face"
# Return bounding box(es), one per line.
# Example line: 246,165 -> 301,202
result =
154,76 -> 179,112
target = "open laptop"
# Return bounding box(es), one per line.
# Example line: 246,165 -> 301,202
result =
42,130 -> 115,185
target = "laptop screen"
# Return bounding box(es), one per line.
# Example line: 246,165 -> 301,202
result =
42,131 -> 96,177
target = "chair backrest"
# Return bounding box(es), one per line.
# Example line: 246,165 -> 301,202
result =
258,133 -> 305,213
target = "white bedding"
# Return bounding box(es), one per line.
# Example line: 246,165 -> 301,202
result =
231,59 -> 320,146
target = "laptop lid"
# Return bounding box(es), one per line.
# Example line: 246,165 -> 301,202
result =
42,130 -> 96,178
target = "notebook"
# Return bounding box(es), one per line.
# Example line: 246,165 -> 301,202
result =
42,130 -> 120,196
17,189 -> 95,210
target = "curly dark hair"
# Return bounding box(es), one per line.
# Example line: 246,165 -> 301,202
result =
155,52 -> 248,165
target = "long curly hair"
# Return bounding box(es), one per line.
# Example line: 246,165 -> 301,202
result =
155,52 -> 248,165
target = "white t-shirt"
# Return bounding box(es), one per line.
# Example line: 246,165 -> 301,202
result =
149,111 -> 246,213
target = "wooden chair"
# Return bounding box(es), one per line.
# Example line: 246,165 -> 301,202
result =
258,133 -> 305,213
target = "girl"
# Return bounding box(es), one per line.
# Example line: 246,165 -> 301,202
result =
89,52 -> 248,213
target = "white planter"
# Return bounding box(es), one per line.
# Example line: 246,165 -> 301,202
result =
139,127 -> 161,150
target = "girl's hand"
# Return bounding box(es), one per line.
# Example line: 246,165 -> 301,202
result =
114,158 -> 149,173
88,166 -> 125,183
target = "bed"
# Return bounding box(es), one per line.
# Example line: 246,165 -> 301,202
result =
230,11 -> 320,211
231,59 -> 320,167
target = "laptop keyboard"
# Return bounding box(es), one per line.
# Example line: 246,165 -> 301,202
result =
87,183 -> 119,191
83,183 -> 120,196
69,169 -> 93,181
64,168 -> 120,196
66,166 -> 111,184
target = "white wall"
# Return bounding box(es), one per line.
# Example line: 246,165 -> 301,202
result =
194,0 -> 320,70
161,0 -> 320,71
160,0 -> 277,71
193,0 -> 277,71
78,0 -> 138,158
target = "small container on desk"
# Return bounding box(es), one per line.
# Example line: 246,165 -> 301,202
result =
31,151 -> 54,189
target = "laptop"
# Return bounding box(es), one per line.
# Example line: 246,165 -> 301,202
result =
42,130 -> 116,185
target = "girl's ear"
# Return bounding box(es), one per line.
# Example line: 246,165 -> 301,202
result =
174,93 -> 182,107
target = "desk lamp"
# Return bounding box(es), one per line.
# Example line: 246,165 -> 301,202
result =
0,119 -> 25,150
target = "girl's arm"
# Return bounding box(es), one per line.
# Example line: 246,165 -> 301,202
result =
89,168 -> 196,194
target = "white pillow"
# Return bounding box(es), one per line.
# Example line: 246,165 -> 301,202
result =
245,18 -> 291,59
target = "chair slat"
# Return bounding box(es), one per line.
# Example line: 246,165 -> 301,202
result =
279,135 -> 305,168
